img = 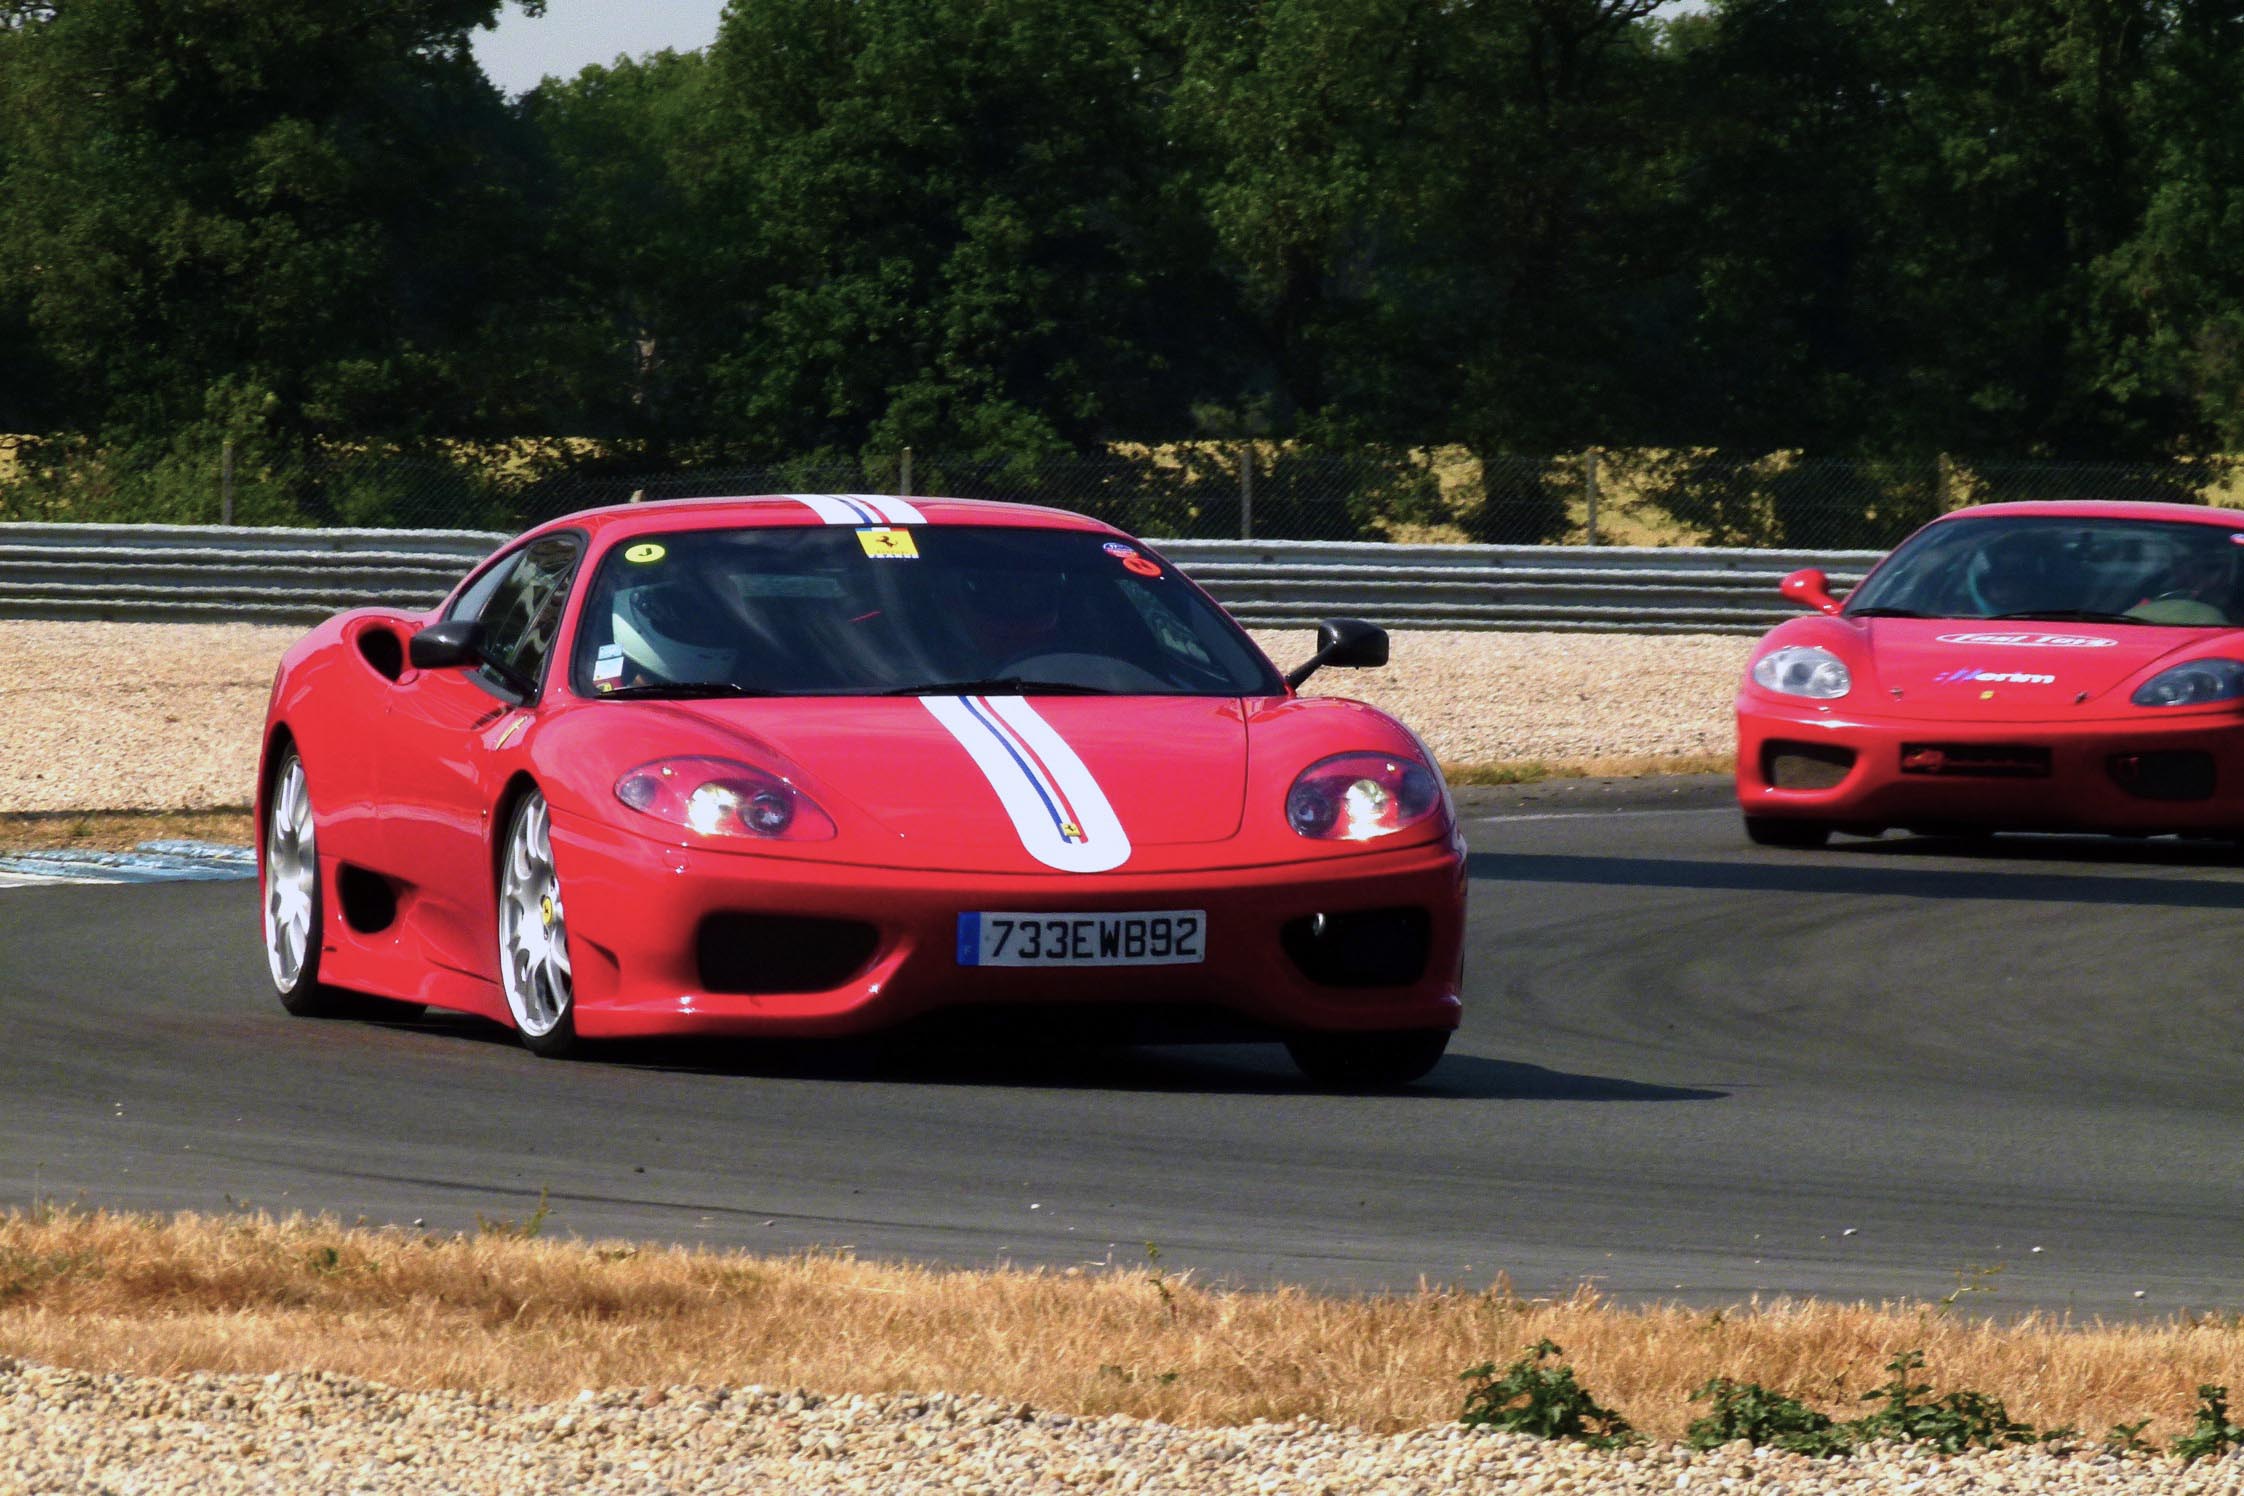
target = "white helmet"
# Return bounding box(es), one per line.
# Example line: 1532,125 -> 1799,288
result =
612,582 -> 738,683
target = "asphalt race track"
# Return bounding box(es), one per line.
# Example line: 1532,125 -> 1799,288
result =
6,774 -> 2242,1318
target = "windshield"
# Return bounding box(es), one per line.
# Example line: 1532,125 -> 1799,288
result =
1845,515 -> 2244,627
568,524 -> 1285,698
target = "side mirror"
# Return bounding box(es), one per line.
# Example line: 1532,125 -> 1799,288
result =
408,619 -> 487,671
1779,567 -> 1844,616
1285,617 -> 1390,689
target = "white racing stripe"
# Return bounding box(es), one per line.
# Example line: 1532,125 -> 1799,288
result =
922,695 -> 1131,873
783,493 -> 928,526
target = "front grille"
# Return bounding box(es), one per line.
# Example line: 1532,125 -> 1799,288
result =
1763,740 -> 1856,789
1899,743 -> 2051,778
696,913 -> 880,995
2108,751 -> 2216,802
1281,907 -> 1432,989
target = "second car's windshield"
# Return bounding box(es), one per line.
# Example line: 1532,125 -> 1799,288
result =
1846,515 -> 2244,627
568,524 -> 1283,698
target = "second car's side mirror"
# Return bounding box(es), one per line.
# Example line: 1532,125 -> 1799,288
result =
1779,567 -> 1844,615
408,619 -> 487,671
1285,617 -> 1390,689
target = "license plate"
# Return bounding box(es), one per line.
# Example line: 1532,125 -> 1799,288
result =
956,910 -> 1206,967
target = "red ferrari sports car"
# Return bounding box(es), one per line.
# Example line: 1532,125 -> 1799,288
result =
257,495 -> 1465,1085
1737,499 -> 2244,846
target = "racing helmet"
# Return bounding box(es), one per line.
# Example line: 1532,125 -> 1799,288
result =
611,579 -> 739,682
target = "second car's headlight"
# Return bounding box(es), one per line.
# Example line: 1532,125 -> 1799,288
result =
2132,659 -> 2244,707
615,757 -> 837,840
1286,752 -> 1443,841
1751,645 -> 1851,699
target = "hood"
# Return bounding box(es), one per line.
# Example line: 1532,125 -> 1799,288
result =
665,695 -> 1247,872
1859,619 -> 2240,718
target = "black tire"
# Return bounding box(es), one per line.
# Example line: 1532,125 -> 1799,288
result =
1285,1029 -> 1451,1090
498,790 -> 582,1060
1743,815 -> 1831,848
263,748 -> 353,1017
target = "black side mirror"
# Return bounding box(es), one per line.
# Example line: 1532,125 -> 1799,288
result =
1285,617 -> 1390,689
408,619 -> 486,671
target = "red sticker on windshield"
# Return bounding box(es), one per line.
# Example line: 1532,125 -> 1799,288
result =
1122,554 -> 1161,578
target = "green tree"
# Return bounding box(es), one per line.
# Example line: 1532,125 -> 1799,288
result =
1177,0 -> 1682,540
692,0 -> 1224,468
0,0 -> 549,466
515,50 -> 724,456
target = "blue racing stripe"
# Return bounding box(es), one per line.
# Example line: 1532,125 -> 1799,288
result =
957,696 -> 1074,841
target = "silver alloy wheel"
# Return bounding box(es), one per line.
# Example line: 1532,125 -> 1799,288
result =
263,753 -> 318,993
499,793 -> 573,1038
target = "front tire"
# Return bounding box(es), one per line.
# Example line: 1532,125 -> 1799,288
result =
498,790 -> 581,1059
1743,815 -> 1831,848
264,748 -> 347,1017
1285,1029 -> 1450,1090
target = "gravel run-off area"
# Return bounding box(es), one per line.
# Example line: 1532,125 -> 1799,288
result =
0,621 -> 1752,813
8,1360 -> 2243,1496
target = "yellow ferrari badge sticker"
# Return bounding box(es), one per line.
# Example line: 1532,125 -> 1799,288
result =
857,527 -> 919,559
625,542 -> 667,564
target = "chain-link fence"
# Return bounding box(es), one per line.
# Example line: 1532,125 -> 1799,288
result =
4,433 -> 2236,548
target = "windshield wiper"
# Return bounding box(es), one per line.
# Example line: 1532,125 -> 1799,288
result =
882,677 -> 1118,697
1982,610 -> 2139,624
1847,607 -> 1928,618
595,681 -> 778,699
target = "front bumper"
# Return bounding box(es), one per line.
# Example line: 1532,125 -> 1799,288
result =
1738,699 -> 2244,834
548,811 -> 1467,1040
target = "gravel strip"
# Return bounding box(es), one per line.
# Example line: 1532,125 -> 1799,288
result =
0,622 -> 1750,813
3,1359 -> 2235,1495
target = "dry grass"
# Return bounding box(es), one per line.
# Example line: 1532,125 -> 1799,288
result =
0,807 -> 253,853
3,1209 -> 2240,1442
1440,753 -> 1732,787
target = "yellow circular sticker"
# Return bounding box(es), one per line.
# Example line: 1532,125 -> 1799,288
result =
624,542 -> 667,564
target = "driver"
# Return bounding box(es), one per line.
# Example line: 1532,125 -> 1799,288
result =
1967,530 -> 2073,617
609,568 -> 741,686
954,566 -> 1067,668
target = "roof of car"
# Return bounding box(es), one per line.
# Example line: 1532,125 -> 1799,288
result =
526,494 -> 1117,545
1939,500 -> 2244,528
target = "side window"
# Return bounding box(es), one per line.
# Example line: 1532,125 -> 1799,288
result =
448,551 -> 524,624
475,536 -> 581,696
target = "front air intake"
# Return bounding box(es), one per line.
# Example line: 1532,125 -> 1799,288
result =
696,914 -> 880,995
1281,907 -> 1432,989
1762,740 -> 1856,789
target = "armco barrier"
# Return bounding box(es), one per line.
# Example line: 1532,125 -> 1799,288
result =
0,523 -> 1882,632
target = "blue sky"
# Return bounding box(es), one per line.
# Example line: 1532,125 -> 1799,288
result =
471,0 -> 729,95
468,0 -> 1701,98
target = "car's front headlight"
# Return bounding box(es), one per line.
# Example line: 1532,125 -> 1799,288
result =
1286,752 -> 1443,841
2131,659 -> 2244,707
615,756 -> 837,840
1751,645 -> 1851,699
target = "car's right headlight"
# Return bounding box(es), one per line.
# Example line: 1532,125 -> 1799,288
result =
1751,645 -> 1851,699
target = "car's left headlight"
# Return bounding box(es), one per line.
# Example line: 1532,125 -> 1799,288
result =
1286,752 -> 1444,841
2132,658 -> 2244,707
1751,645 -> 1851,699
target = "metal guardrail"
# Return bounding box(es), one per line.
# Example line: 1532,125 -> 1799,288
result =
0,523 -> 1881,632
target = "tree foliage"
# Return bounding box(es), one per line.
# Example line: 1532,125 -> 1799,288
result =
9,0 -> 2244,519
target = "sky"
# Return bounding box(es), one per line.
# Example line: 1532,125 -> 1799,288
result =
470,0 -> 729,96
468,0 -> 1702,98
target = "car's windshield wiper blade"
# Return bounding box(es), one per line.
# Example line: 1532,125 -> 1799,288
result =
1982,610 -> 2139,624
882,677 -> 1118,697
1847,607 -> 1928,618
596,681 -> 778,699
